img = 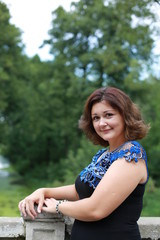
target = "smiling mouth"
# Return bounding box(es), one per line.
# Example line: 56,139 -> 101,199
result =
101,129 -> 111,133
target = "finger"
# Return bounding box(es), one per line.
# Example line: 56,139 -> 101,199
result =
25,202 -> 36,219
37,197 -> 45,213
21,201 -> 27,217
43,199 -> 49,207
26,200 -> 37,218
45,198 -> 55,203
42,206 -> 50,213
18,200 -> 24,211
44,198 -> 53,206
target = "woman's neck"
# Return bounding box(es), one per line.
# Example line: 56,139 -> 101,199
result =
108,138 -> 127,152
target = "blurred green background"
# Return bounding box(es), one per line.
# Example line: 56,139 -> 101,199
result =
0,0 -> 160,217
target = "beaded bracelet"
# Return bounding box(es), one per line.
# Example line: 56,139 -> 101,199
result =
55,200 -> 67,216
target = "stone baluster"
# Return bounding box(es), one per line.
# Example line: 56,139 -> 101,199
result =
23,210 -> 65,240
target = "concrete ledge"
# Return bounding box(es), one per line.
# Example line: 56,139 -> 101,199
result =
23,210 -> 63,222
0,217 -> 25,238
0,216 -> 160,239
138,217 -> 160,240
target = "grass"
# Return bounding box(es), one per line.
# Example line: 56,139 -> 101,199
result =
0,189 -> 23,216
0,171 -> 34,217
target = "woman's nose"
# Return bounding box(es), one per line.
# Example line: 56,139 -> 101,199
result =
99,118 -> 107,126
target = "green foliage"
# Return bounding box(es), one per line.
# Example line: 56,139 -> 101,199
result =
0,0 -> 160,194
0,189 -> 23,217
142,178 -> 160,216
0,171 -> 32,217
46,0 -> 155,88
0,1 -> 24,145
140,80 -> 160,186
58,136 -> 100,184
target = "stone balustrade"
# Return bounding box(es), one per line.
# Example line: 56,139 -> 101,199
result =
0,213 -> 160,240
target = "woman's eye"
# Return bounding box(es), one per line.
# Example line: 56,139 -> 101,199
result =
105,113 -> 113,118
92,116 -> 99,121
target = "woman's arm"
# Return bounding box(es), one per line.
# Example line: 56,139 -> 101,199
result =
19,184 -> 79,219
43,158 -> 147,221
43,184 -> 79,201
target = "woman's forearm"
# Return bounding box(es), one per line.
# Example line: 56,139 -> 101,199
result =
57,197 -> 99,222
43,184 -> 79,201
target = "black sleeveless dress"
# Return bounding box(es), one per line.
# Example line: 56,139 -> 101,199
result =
70,141 -> 148,240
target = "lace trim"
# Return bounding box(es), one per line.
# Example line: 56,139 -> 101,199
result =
79,141 -> 147,189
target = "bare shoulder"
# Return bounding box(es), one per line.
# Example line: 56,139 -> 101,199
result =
111,155 -> 148,184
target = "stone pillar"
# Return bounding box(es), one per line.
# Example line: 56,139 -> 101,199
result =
23,210 -> 65,240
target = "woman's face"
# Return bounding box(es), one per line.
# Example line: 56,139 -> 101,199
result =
91,100 -> 126,149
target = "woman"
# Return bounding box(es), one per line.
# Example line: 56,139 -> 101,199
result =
19,87 -> 149,240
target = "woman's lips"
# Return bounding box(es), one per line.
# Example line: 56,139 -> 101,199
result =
101,129 -> 111,133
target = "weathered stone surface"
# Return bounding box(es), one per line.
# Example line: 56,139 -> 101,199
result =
25,221 -> 65,240
24,211 -> 65,240
0,216 -> 160,239
0,217 -> 25,238
138,217 -> 160,240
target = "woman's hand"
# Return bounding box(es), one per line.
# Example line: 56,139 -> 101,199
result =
18,188 -> 45,219
42,198 -> 58,214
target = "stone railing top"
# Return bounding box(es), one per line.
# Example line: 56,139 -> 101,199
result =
138,217 -> 160,225
0,215 -> 160,240
138,217 -> 160,240
23,210 -> 63,222
0,217 -> 25,238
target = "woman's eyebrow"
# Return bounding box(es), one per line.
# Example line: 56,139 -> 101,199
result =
92,110 -> 115,115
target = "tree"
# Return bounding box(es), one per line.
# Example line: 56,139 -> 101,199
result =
1,0 -> 160,184
141,79 -> 160,185
37,0 -> 159,183
0,1 -> 24,149
45,0 -> 156,89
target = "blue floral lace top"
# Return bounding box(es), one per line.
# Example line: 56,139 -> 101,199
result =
79,141 -> 148,189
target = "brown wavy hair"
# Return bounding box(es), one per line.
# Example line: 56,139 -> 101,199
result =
79,87 -> 150,147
